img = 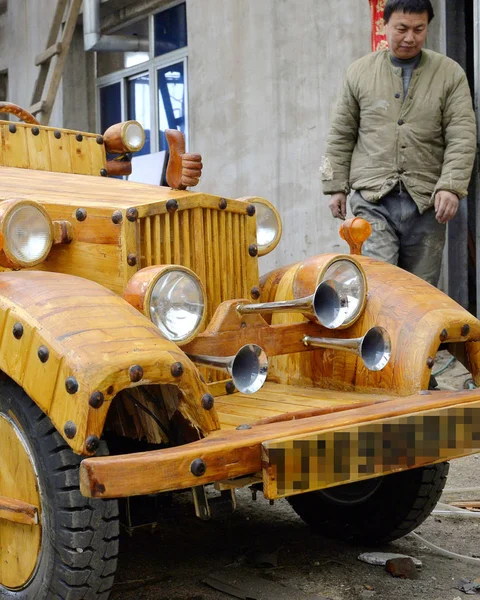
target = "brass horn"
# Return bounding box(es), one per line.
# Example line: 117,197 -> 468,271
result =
188,344 -> 268,394
302,326 -> 391,371
237,279 -> 350,329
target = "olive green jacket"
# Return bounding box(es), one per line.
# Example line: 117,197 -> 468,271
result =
321,49 -> 476,212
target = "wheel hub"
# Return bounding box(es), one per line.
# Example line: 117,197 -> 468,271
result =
0,413 -> 42,589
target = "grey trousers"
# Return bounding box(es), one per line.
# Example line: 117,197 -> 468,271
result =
350,188 -> 446,286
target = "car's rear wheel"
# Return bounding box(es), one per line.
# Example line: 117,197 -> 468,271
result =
288,463 -> 449,545
0,379 -> 119,599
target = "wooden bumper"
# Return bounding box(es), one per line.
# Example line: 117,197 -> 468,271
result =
80,388 -> 480,499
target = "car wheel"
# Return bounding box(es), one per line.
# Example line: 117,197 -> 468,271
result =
288,463 -> 449,545
0,379 -> 119,599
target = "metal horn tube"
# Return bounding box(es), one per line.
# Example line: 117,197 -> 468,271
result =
237,280 -> 343,328
302,326 -> 391,371
187,344 -> 268,394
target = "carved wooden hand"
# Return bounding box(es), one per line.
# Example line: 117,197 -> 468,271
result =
165,129 -> 203,190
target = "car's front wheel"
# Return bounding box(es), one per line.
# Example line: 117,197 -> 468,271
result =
0,379 -> 119,599
288,463 -> 449,545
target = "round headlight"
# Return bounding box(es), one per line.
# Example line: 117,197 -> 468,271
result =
122,121 -> 145,152
3,202 -> 53,267
149,268 -> 205,343
318,259 -> 367,329
240,198 -> 282,256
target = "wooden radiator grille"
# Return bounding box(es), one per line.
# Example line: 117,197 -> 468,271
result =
139,207 -> 253,320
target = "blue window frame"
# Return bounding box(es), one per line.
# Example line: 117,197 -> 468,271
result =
97,2 -> 188,158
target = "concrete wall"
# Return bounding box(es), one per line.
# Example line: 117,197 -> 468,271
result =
0,0 -> 63,125
187,0 -> 371,273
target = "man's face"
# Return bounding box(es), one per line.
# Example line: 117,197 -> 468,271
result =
385,11 -> 429,59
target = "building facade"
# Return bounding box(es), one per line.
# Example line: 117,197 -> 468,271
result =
0,0 -> 476,307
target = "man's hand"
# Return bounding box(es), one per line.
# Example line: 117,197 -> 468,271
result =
328,192 -> 347,220
434,191 -> 459,224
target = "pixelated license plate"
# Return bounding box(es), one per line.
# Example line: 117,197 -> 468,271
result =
261,402 -> 480,499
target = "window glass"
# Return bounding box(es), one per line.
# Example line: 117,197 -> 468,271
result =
99,82 -> 121,133
127,73 -> 151,156
154,3 -> 187,57
157,62 -> 185,151
96,18 -> 149,78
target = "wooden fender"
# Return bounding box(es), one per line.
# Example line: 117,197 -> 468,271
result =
0,271 -> 219,454
261,254 -> 480,395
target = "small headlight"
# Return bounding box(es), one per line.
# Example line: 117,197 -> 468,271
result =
103,120 -> 146,155
1,201 -> 53,267
319,259 -> 367,329
239,197 -> 282,256
122,121 -> 145,152
149,269 -> 205,343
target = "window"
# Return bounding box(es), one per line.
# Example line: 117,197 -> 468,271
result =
96,2 -> 188,157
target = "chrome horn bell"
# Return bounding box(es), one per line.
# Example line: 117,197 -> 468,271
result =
188,344 -> 268,394
303,326 -> 391,371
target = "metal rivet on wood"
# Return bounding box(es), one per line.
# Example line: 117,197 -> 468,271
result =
31,126 -> 40,136
462,324 -> 470,337
111,210 -> 123,224
248,244 -> 258,257
127,253 -> 137,267
65,376 -> 79,394
129,364 -> 143,382
96,135 -> 104,145
64,421 -> 77,439
37,346 -> 49,363
166,199 -> 179,213
440,329 -> 448,342
190,458 -> 207,477
236,424 -> 252,430
225,381 -> 235,395
12,322 -> 24,339
8,124 -> 16,134
171,362 -> 184,377
250,286 -> 261,300
246,204 -> 256,216
126,207 -> 138,222
218,198 -> 227,210
426,357 -> 435,369
76,133 -> 83,142
54,130 -> 61,139
89,391 -> 104,409
100,168 -> 108,177
85,435 -> 100,453
75,208 -> 87,222
201,393 -> 214,410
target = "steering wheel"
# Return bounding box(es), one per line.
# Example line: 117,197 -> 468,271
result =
0,102 -> 39,125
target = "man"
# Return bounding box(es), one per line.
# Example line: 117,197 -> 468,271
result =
321,0 -> 476,286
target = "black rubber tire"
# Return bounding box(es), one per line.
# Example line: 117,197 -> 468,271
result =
0,379 -> 119,599
288,462 -> 449,545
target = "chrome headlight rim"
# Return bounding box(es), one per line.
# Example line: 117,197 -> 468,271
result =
238,196 -> 282,257
1,199 -> 53,268
316,256 -> 368,330
145,265 -> 207,345
121,120 -> 146,153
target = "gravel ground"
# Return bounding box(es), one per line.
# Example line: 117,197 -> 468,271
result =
109,353 -> 480,600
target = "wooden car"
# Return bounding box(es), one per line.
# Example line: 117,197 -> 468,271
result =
1,102 -> 480,599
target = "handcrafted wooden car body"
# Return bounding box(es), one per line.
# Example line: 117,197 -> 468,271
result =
1,116 -> 480,505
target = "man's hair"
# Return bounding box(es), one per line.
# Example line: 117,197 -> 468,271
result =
384,0 -> 435,23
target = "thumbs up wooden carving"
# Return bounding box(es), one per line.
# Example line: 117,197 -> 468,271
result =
165,129 -> 203,190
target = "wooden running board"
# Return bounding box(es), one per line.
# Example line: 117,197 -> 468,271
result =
30,0 -> 83,125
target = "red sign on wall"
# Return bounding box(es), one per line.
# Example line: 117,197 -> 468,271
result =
369,0 -> 389,51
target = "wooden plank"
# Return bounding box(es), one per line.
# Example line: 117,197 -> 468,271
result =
80,389 -> 480,498
1,125 -> 30,169
48,129 -> 73,173
35,42 -> 63,67
30,0 -> 68,106
0,496 -> 39,526
39,0 -> 83,125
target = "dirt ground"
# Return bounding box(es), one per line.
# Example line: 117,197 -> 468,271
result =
109,352 -> 480,600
